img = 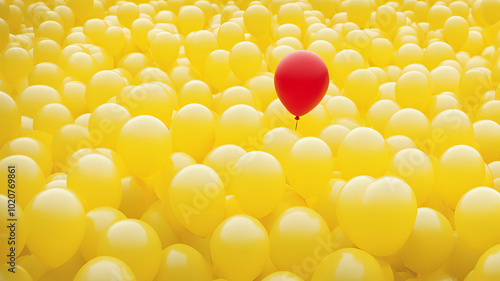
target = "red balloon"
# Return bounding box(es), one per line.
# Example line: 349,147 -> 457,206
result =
274,50 -> 329,118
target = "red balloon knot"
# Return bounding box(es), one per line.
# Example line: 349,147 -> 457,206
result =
295,116 -> 300,120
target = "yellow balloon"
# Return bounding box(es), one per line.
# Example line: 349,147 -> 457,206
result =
178,6 -> 205,35
370,38 -> 394,68
171,103 -> 215,162
17,85 -> 62,119
121,83 -> 173,127
481,0 -> 500,25
216,86 -> 259,114
229,41 -> 262,81
0,18 -> 8,52
231,151 -> 285,218
203,144 -> 246,193
436,145 -> 486,209
473,120 -> 500,164
331,49 -> 365,87
1,47 -> 33,84
343,69 -> 379,111
152,152 -> 196,200
244,5 -> 272,38
0,137 -> 52,177
0,195 -> 27,265
169,164 -> 225,237
25,188 -> 85,268
338,127 -> 389,180
80,207 -> 126,261
98,219 -> 162,281
472,244 -> 500,280
74,256 -> 136,281
215,104 -> 264,148
269,206 -> 330,280
52,124 -> 92,169
365,99 -> 401,134
156,244 -> 212,281
212,215 -> 269,281
150,31 -> 179,68
395,44 -> 423,69
311,248 -> 385,281
205,50 -> 232,92
32,103 -> 74,135
85,70 -> 126,112
455,187 -> 500,254
429,109 -> 474,157
347,0 -> 371,27
268,45 -> 295,73
217,22 -> 244,51
400,207 -> 454,274
64,52 -> 98,83
185,30 -> 219,72
28,62 -> 65,90
443,16 -> 469,51
0,264 -> 33,281
337,176 -> 417,256
0,155 -> 45,208
277,3 -> 305,27
117,115 -> 172,178
0,92 -> 21,148
386,148 -> 434,205
140,201 -> 180,249
395,71 -> 432,112
423,42 -> 456,70
285,137 -> 334,198
67,153 -> 122,210
117,2 -> 139,28
88,103 -> 131,151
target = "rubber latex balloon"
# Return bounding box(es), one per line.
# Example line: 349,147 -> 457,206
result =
0,155 -> 45,208
171,104 -> 216,162
316,179 -> 346,230
455,187 -> 500,254
178,6 -> 205,35
472,244 -> 500,280
337,176 -> 417,256
436,145 -> 485,209
338,127 -> 389,180
430,109 -> 474,157
88,103 -> 131,151
205,50 -> 232,92
0,195 -> 27,264
386,148 -> 434,205
185,30 -> 218,72
211,215 -> 269,281
0,137 -> 52,177
33,103 -> 74,135
74,256 -> 135,281
117,115 -> 172,178
85,70 -> 126,112
152,152 -> 196,200
123,82 -> 173,125
25,188 -> 85,268
0,47 -> 33,84
231,151 -> 285,218
98,219 -> 162,281
269,207 -> 330,280
274,51 -> 329,118
169,164 -> 225,237
244,5 -> 271,38
343,69 -> 379,111
481,0 -> 500,25
140,201 -> 180,249
395,71 -> 432,112
156,244 -> 212,281
400,208 -> 454,274
80,207 -> 126,261
262,271 -> 304,281
178,80 -> 213,109
0,264 -> 33,281
473,120 -> 500,164
444,16 -> 469,51
215,104 -> 264,149
311,248 -> 385,281
262,127 -> 301,165
17,85 -> 62,119
217,22 -> 244,51
229,41 -> 262,81
0,92 -> 21,148
285,137 -> 334,198
150,32 -> 179,68
203,144 -> 246,192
